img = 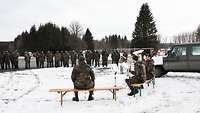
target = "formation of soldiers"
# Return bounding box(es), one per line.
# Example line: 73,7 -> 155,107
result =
32,49 -> 113,69
0,51 -> 19,70
0,49 -> 128,71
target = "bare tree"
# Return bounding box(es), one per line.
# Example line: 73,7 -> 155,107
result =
196,25 -> 200,42
69,21 -> 83,38
173,32 -> 196,44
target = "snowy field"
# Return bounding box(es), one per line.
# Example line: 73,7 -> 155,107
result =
1,64 -> 200,113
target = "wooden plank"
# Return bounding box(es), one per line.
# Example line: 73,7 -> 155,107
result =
49,86 -> 124,92
131,84 -> 143,87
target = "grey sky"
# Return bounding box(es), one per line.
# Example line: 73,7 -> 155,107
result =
0,0 -> 200,42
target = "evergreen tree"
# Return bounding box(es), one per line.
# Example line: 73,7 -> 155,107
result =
131,3 -> 159,49
82,28 -> 94,50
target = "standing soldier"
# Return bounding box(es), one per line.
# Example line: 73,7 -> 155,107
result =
111,50 -> 120,66
71,50 -> 77,67
60,51 -> 64,66
24,51 -> 31,69
35,51 -> 40,68
10,52 -> 15,69
111,50 -> 115,64
46,51 -> 51,68
91,50 -> 95,66
85,50 -> 92,66
0,52 -> 4,70
63,51 -> 70,67
55,51 -> 61,67
39,51 -> 45,68
49,51 -> 54,67
77,50 -> 84,60
94,50 -> 100,67
101,49 -> 109,67
4,51 -> 10,70
13,50 -> 19,69
115,50 -> 120,66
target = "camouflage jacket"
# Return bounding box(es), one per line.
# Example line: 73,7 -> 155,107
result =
71,62 -> 95,89
145,59 -> 155,80
130,61 -> 146,83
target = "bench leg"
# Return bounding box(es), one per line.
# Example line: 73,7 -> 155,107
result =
152,78 -> 155,88
112,89 -> 117,101
60,92 -> 63,106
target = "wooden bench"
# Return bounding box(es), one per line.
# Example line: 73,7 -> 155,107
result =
130,77 -> 155,97
49,86 -> 124,106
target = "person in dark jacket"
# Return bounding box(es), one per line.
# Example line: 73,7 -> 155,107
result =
71,56 -> 95,101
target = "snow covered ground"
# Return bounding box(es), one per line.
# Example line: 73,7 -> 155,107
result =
0,64 -> 200,113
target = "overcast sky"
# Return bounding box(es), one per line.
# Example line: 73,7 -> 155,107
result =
0,0 -> 200,42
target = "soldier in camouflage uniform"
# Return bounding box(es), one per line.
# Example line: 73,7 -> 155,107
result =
10,52 -> 15,69
60,51 -> 64,66
63,51 -> 70,67
39,51 -> 45,68
94,50 -> 100,67
91,50 -> 95,66
125,54 -> 146,96
24,51 -> 31,69
111,50 -> 120,66
49,51 -> 54,67
35,51 -> 40,68
11,50 -> 19,69
46,51 -> 51,68
0,52 -> 4,70
14,51 -> 19,69
77,50 -> 84,60
85,50 -> 92,66
55,51 -> 61,67
101,49 -> 109,67
4,51 -> 10,70
71,56 -> 95,101
145,56 -> 155,80
71,50 -> 77,67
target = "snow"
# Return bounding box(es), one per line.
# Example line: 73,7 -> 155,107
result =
1,64 -> 200,113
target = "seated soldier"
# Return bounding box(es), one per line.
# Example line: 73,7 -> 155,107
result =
125,53 -> 146,96
71,56 -> 95,101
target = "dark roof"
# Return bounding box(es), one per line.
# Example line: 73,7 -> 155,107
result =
0,41 -> 14,51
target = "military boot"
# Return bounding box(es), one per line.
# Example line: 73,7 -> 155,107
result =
127,88 -> 139,96
72,92 -> 79,102
88,91 -> 94,101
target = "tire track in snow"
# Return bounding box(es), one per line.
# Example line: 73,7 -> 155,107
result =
0,72 -> 14,97
0,70 -> 40,104
146,74 -> 200,113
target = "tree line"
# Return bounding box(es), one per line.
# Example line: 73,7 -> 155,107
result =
172,25 -> 200,44
14,22 -> 130,52
13,3 -> 161,53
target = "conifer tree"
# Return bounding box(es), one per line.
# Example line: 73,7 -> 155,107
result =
131,3 -> 159,49
82,28 -> 94,50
